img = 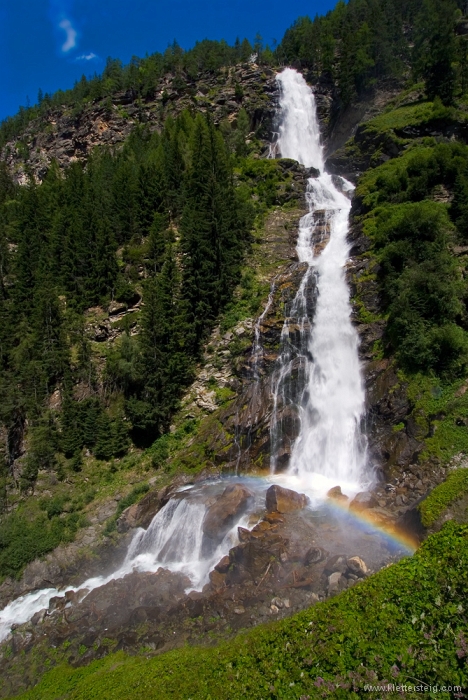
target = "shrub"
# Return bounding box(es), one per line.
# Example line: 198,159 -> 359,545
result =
419,468 -> 468,527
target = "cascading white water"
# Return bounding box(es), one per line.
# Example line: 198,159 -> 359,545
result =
271,68 -> 368,491
0,484 -> 257,643
0,68 -> 371,645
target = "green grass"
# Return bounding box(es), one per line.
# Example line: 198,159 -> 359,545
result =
11,523 -> 468,699
0,511 -> 86,581
419,468 -> 468,528
405,374 -> 468,463
364,99 -> 454,133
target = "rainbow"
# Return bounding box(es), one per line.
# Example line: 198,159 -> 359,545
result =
326,497 -> 419,554
258,472 -> 420,554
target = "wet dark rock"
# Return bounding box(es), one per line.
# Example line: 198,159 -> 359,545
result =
48,596 -> 66,613
226,527 -> 288,586
349,492 -> 378,512
265,484 -> 308,513
238,526 -> 252,543
323,555 -> 348,575
305,166 -> 320,178
264,512 -> 285,524
209,570 -> 226,589
303,546 -> 327,566
214,555 -> 231,574
203,484 -> 254,541
326,485 -> 349,503
30,609 -> 47,626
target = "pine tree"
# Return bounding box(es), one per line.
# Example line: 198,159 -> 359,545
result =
414,0 -> 458,104
181,115 -> 244,349
60,394 -> 83,458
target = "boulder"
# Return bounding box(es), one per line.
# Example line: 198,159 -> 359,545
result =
202,483 -> 254,541
303,546 -> 327,566
305,166 -> 321,178
117,477 -> 191,533
349,491 -> 378,512
209,570 -> 226,589
328,571 -> 342,594
108,300 -> 127,316
347,556 -> 368,577
116,503 -> 139,533
214,555 -> 230,574
226,529 -> 288,586
326,485 -> 349,504
31,608 -> 47,626
265,484 -> 308,513
238,526 -> 251,543
323,554 -> 348,575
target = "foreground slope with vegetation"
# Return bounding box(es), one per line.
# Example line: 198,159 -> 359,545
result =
12,523 -> 468,699
1,0 -> 468,697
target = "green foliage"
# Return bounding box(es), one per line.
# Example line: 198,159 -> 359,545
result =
419,468 -> 468,526
278,0 -> 467,108
181,114 -> 247,350
0,106 -> 255,481
19,415 -> 59,490
13,523 -> 468,698
358,141 -> 468,208
236,158 -> 291,208
0,510 -> 83,580
146,419 -> 199,472
404,373 -> 468,463
220,268 -> 269,332
103,482 -> 149,534
373,201 -> 465,375
358,137 -> 468,378
60,397 -> 128,461
413,0 -> 458,104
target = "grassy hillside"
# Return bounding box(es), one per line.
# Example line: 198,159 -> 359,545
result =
10,522 -> 468,700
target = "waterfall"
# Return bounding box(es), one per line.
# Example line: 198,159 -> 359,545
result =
0,68 -> 370,646
0,484 -> 254,643
271,68 -> 368,488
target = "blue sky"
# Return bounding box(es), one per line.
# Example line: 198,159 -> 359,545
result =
1,0 -> 338,121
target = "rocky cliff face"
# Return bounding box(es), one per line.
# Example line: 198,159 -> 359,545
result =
3,65 -> 281,184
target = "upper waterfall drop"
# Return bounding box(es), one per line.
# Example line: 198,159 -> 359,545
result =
272,68 -> 368,491
275,69 -> 324,172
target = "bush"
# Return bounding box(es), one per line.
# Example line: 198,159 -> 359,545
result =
0,511 -> 81,580
366,200 -> 467,377
419,468 -> 468,527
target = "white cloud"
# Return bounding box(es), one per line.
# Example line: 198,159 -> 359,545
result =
76,52 -> 98,61
59,18 -> 77,52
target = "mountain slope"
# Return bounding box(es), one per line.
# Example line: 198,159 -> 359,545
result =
1,0 -> 468,697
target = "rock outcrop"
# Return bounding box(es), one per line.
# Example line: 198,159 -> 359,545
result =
2,65 -> 282,184
203,483 -> 254,542
265,484 -> 308,513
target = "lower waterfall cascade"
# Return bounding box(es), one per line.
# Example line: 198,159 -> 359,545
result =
0,68 -> 395,645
